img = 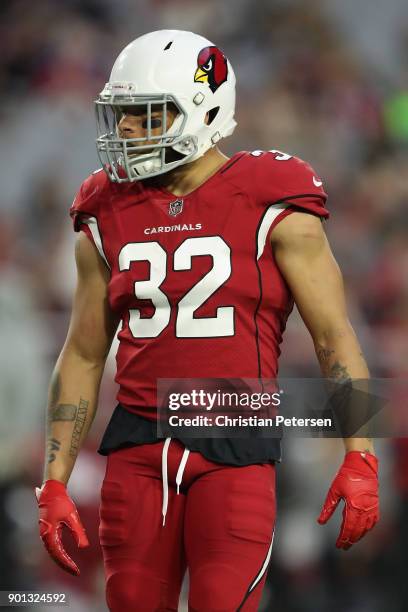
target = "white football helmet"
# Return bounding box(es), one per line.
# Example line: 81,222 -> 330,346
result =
95,30 -> 237,182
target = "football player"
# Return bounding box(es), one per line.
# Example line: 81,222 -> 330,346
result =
36,30 -> 379,611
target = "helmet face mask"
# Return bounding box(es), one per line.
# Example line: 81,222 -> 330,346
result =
95,93 -> 198,182
95,30 -> 237,182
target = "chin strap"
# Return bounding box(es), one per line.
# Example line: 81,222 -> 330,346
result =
129,151 -> 163,178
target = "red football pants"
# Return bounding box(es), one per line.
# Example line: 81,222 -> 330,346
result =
99,439 -> 276,611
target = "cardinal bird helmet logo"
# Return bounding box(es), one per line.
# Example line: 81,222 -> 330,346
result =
194,46 -> 228,93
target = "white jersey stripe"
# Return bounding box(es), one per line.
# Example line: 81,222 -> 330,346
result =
256,204 -> 288,260
81,216 -> 110,269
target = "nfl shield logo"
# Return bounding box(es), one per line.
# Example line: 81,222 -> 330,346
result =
168,199 -> 183,216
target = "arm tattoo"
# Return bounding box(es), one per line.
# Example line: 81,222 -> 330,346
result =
329,361 -> 351,382
49,371 -> 61,410
315,343 -> 351,381
69,398 -> 89,458
316,344 -> 335,365
46,372 -> 90,465
47,371 -> 79,421
316,345 -> 373,445
51,404 -> 77,421
47,438 -> 61,463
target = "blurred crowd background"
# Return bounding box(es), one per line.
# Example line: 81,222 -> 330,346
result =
0,0 -> 407,610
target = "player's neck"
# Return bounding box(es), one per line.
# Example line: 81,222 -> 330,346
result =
157,147 -> 229,196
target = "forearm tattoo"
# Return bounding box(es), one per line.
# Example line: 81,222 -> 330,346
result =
316,344 -> 335,366
329,361 -> 351,382
51,404 -> 77,421
316,344 -> 373,447
69,398 -> 89,458
49,370 -> 61,411
316,343 -> 351,381
47,438 -> 61,463
46,371 -> 89,462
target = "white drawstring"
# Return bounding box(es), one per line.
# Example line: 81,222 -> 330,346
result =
161,437 -> 171,526
176,448 -> 190,494
161,439 -> 190,527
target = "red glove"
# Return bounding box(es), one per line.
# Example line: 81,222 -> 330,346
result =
317,451 -> 379,550
36,479 -> 89,575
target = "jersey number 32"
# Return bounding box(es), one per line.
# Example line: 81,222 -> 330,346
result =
118,236 -> 234,338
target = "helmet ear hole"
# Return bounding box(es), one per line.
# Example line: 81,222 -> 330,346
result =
205,106 -> 220,125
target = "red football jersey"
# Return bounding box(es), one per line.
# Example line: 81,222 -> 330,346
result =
70,150 -> 329,418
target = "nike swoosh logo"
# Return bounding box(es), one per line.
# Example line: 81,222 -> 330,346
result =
313,176 -> 323,187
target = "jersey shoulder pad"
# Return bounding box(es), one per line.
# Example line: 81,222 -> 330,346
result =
248,149 -> 329,218
70,168 -> 109,231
